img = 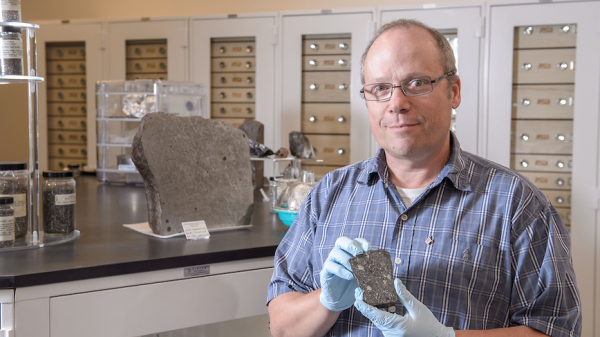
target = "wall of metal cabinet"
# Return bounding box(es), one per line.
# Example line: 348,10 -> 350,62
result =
485,2 -> 600,336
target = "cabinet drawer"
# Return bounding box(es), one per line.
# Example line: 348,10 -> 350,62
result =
302,72 -> 350,102
211,88 -> 255,103
48,117 -> 87,130
211,73 -> 255,87
542,189 -> 571,208
211,103 -> 255,118
514,25 -> 576,49
511,120 -> 573,154
47,74 -> 86,88
519,171 -> 571,190
211,42 -> 256,57
555,207 -> 571,225
48,159 -> 87,171
125,73 -> 167,80
512,85 -> 573,119
49,144 -> 88,158
47,89 -> 87,102
47,60 -> 86,74
46,46 -> 86,60
303,39 -> 351,55
126,44 -> 167,59
513,49 -> 575,84
48,103 -> 87,116
211,57 -> 255,72
303,55 -> 350,71
126,59 -> 168,73
511,154 -> 572,173
48,130 -> 87,144
211,117 -> 247,128
307,135 -> 350,166
302,103 -> 350,134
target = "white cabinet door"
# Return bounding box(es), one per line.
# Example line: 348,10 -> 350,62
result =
379,4 -> 484,155
36,22 -> 104,171
190,14 -> 277,149
107,18 -> 188,81
485,3 -> 600,336
280,9 -> 375,168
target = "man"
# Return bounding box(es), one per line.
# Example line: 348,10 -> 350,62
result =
267,19 -> 580,337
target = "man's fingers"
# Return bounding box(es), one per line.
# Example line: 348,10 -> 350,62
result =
323,257 -> 354,280
395,278 -> 417,317
335,236 -> 369,257
354,298 -> 400,328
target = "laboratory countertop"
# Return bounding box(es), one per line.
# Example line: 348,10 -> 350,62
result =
0,175 -> 289,289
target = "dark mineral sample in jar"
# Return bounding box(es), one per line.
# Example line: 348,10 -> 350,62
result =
43,171 -> 76,235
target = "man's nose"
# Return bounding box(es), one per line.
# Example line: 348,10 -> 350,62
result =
388,86 -> 409,113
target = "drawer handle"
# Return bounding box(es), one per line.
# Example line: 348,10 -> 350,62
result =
555,134 -> 566,142
246,92 -> 253,99
339,83 -> 348,90
522,63 -> 532,71
159,47 -> 166,55
310,43 -> 319,51
309,83 -> 318,90
556,160 -> 565,168
560,25 -> 571,34
521,98 -> 531,106
519,159 -> 529,168
337,148 -> 345,155
557,62 -> 568,70
309,116 -> 317,122
555,196 -> 564,204
81,107 -> 87,113
219,62 -> 226,69
80,49 -> 86,57
134,47 -> 142,55
338,116 -> 346,123
220,107 -> 226,114
58,134 -> 64,141
219,47 -> 226,54
557,98 -> 567,106
80,78 -> 86,86
523,26 -> 533,35
246,46 -> 253,53
245,61 -> 252,69
81,93 -> 86,99
57,64 -> 63,71
80,121 -> 86,128
159,62 -> 166,70
246,76 -> 253,84
520,133 -> 529,141
219,92 -> 226,99
58,92 -> 64,99
58,162 -> 64,168
220,77 -> 227,84
57,78 -> 64,85
57,106 -> 64,113
135,63 -> 142,70
81,135 -> 87,142
80,64 -> 86,71
555,178 -> 564,186
58,148 -> 64,155
246,107 -> 253,114
82,149 -> 87,155
339,43 -> 348,50
57,50 -> 64,57
57,120 -> 64,127
338,59 -> 348,66
309,60 -> 318,67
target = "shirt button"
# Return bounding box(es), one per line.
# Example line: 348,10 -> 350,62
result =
395,257 -> 402,265
400,214 -> 408,221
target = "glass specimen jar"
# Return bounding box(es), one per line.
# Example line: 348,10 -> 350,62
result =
0,25 -> 23,75
42,171 -> 76,235
0,161 -> 28,239
0,196 -> 14,247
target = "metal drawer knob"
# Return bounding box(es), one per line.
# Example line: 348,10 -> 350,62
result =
338,116 -> 346,123
57,64 -> 63,71
58,162 -> 64,168
81,93 -> 86,99
339,83 -> 348,90
557,98 -> 567,106
246,92 -> 253,99
310,44 -> 319,51
519,159 -> 529,168
80,64 -> 86,71
309,60 -> 318,67
57,50 -> 64,57
58,134 -> 64,141
80,78 -> 86,85
245,61 -> 252,68
246,77 -> 253,84
339,43 -> 348,50
57,78 -> 64,85
560,25 -> 570,34
80,121 -> 86,127
521,98 -> 531,106
220,107 -> 226,114
81,135 -> 87,141
58,148 -> 64,155
159,62 -> 166,70
159,47 -> 166,55
135,63 -> 142,70
520,133 -> 529,141
523,26 -> 533,35
58,106 -> 64,113
81,107 -> 87,113
556,160 -> 565,168
134,48 -> 142,55
57,120 -> 64,127
80,49 -> 85,57
246,107 -> 253,114
219,92 -> 226,99
309,116 -> 317,122
338,148 -> 345,155
558,62 -> 568,70
555,196 -> 564,204
246,46 -> 253,53
82,149 -> 87,155
219,62 -> 226,68
338,59 -> 348,66
555,178 -> 564,186
220,77 -> 227,84
522,63 -> 532,71
58,92 -> 64,99
309,83 -> 318,90
556,134 -> 566,141
219,47 -> 226,54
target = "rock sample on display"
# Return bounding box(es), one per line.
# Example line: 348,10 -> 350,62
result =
289,131 -> 314,158
349,249 -> 398,308
239,119 -> 265,188
131,112 -> 254,236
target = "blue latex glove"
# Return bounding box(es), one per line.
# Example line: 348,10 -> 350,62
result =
319,236 -> 371,311
354,278 -> 455,337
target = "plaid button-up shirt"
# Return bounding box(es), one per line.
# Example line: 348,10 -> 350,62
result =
267,133 -> 581,336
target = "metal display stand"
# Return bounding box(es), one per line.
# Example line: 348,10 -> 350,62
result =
0,22 -> 79,251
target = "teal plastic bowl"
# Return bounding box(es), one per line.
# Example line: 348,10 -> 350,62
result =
273,207 -> 299,227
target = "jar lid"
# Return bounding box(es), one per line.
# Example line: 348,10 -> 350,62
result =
67,164 -> 80,169
0,197 -> 14,205
1,26 -> 22,34
0,162 -> 27,171
43,171 -> 74,178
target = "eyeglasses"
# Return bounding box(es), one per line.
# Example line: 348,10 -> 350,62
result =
359,71 -> 456,101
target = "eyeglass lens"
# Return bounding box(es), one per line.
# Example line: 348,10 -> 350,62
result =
362,77 -> 433,101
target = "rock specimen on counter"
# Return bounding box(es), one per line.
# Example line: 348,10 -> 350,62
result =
289,131 -> 314,158
131,112 -> 254,236
349,249 -> 398,308
239,119 -> 265,188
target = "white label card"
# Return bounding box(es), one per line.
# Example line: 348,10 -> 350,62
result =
182,220 -> 210,240
55,193 -> 76,206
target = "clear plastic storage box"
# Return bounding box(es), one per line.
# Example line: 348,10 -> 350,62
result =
96,80 -> 206,184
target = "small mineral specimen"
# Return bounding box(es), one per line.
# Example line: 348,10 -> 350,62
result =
289,131 -> 314,158
349,249 -> 398,308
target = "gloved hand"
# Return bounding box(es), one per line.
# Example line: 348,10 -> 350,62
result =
354,278 -> 455,337
319,236 -> 371,311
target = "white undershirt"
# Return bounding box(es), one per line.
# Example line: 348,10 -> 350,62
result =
396,186 -> 427,206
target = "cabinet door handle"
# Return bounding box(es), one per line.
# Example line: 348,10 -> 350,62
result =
246,76 -> 253,84
521,98 -> 531,106
523,26 -> 533,35
81,135 -> 87,142
338,116 -> 346,123
309,84 -> 318,90
555,196 -> 564,204
219,46 -> 226,54
557,98 -> 567,106
339,43 -> 348,50
159,62 -> 166,70
557,62 -> 568,70
80,78 -> 86,86
556,134 -> 566,141
80,121 -> 86,128
159,47 -> 166,55
337,148 -> 345,155
245,61 -> 252,69
246,46 -> 253,53
309,60 -> 318,67
246,92 -> 253,99
522,63 -> 532,71
338,59 -> 348,66
555,178 -> 564,186
57,64 -> 63,72
556,160 -> 565,168
57,134 -> 64,141
134,47 -> 142,55
310,44 -> 319,51
339,84 -> 348,90
57,78 -> 64,85
309,116 -> 317,122
520,133 -> 529,141
220,77 -> 227,84
519,159 -> 529,168
219,92 -> 226,99
559,25 -> 571,34
220,107 -> 226,114
246,107 -> 253,114
135,63 -> 142,70
219,62 -> 226,69
79,64 -> 86,71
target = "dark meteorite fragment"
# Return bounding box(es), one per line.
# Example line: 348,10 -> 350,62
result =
349,249 -> 398,308
289,131 -> 314,158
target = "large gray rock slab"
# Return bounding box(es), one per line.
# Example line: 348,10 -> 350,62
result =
131,112 -> 254,236
239,119 -> 265,188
